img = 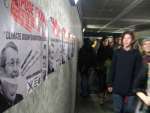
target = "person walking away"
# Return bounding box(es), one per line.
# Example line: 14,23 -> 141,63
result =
78,38 -> 96,97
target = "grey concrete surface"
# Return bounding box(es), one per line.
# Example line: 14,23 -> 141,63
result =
76,94 -> 114,113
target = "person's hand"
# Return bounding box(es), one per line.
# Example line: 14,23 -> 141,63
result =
108,86 -> 113,93
143,96 -> 150,106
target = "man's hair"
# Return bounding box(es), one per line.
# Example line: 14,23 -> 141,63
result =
0,42 -> 18,68
122,31 -> 135,41
121,31 -> 136,47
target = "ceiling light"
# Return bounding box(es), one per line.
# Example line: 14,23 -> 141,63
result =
74,0 -> 79,4
86,25 -> 103,29
69,0 -> 79,6
97,30 -> 101,33
112,30 -> 124,33
97,37 -> 103,40
82,28 -> 85,32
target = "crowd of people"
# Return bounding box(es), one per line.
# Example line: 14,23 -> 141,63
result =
78,31 -> 150,113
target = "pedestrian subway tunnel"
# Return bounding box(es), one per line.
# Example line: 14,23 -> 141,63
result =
0,0 -> 150,113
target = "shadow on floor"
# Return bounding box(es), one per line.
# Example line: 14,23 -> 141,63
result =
76,94 -> 114,113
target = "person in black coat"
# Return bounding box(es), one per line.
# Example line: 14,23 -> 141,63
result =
78,38 -> 96,96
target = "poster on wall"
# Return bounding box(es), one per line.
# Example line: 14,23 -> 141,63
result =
70,35 -> 75,58
68,33 -> 72,60
48,17 -> 62,73
72,36 -> 76,57
62,28 -> 69,64
0,0 -> 48,112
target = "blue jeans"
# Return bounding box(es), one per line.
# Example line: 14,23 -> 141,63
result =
112,94 -> 137,113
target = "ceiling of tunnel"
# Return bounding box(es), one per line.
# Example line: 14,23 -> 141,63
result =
77,0 -> 150,35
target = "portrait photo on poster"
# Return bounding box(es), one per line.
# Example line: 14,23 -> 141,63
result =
48,17 -> 63,74
0,0 -> 48,112
0,36 -> 48,112
0,41 -> 24,112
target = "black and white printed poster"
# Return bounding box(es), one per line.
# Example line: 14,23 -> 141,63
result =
0,0 -> 48,112
68,33 -> 72,60
70,35 -> 76,58
71,35 -> 76,59
48,17 -> 62,73
62,28 -> 69,64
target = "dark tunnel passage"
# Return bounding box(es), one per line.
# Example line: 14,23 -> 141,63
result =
76,34 -> 150,113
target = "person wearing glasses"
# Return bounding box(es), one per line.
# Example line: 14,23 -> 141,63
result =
0,41 -> 23,112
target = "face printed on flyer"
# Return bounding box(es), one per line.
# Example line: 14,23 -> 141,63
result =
0,0 -> 48,112
48,17 -> 62,73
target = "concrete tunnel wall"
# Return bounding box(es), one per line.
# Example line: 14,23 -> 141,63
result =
4,0 -> 82,113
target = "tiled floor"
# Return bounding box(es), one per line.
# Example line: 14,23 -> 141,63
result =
76,94 -> 114,113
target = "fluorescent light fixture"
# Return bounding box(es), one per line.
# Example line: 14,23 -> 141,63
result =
74,0 -> 79,4
112,30 -> 124,33
69,0 -> 79,6
97,37 -> 103,40
86,25 -> 104,29
97,30 -> 101,33
82,28 -> 85,32
113,28 -> 135,33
